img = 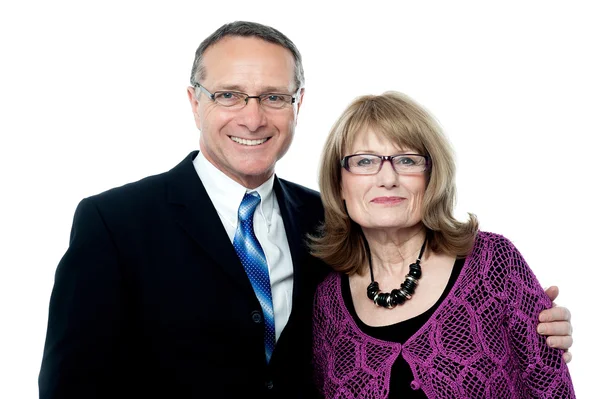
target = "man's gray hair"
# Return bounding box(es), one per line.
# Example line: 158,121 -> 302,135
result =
190,21 -> 305,91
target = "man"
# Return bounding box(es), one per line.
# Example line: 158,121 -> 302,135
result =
39,21 -> 573,399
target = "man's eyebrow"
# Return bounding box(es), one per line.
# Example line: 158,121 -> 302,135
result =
261,86 -> 293,94
214,84 -> 245,92
215,84 -> 293,94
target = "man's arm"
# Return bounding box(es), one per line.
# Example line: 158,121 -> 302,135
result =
539,286 -> 573,363
39,198 -> 126,399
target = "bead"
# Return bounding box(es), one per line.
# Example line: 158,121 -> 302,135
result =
375,292 -> 390,307
385,294 -> 395,309
408,265 -> 422,279
399,288 -> 412,300
391,289 -> 406,305
373,292 -> 381,305
405,275 -> 419,285
367,282 -> 380,300
402,279 -> 417,293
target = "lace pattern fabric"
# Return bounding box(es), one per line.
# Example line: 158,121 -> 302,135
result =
312,231 -> 575,398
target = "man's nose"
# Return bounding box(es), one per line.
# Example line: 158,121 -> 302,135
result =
236,97 -> 267,131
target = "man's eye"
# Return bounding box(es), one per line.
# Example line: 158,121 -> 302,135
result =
266,95 -> 282,102
219,92 -> 235,99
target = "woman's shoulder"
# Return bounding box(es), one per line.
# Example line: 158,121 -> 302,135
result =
469,230 -> 521,260
466,230 -> 543,297
473,230 -> 514,246
313,272 -> 347,324
464,230 -> 525,283
316,271 -> 342,296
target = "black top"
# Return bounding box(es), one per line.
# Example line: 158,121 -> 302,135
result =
341,258 -> 465,399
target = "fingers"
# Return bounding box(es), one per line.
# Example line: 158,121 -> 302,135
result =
546,334 -> 573,351
540,287 -> 573,363
538,306 -> 571,323
537,320 -> 573,336
544,285 -> 559,302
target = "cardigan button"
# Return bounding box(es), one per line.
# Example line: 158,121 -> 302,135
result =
410,380 -> 421,390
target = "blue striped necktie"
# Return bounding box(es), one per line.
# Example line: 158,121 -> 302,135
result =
233,192 -> 276,363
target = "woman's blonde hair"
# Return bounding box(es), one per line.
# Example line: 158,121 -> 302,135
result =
309,91 -> 478,275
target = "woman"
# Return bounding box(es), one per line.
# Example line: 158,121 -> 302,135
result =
310,92 -> 575,398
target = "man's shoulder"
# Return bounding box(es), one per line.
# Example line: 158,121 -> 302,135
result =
82,152 -> 196,209
87,168 -> 170,205
276,177 -> 321,202
275,177 -> 324,219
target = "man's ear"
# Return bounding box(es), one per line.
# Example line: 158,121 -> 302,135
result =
294,88 -> 305,122
187,86 -> 199,112
187,86 -> 202,130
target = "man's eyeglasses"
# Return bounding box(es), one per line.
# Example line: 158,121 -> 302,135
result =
193,83 -> 298,110
341,154 -> 431,175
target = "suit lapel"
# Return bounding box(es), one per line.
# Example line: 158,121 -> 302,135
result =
166,151 -> 255,294
164,154 -> 313,302
273,177 -> 309,303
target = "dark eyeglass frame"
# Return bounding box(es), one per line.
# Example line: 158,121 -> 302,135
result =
341,153 -> 431,175
193,83 -> 298,109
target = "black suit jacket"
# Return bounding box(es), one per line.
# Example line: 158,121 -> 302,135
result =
39,151 -> 329,398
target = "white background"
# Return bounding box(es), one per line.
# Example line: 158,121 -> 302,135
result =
1,1 -> 598,397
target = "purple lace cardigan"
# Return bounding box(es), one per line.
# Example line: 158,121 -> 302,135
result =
312,231 -> 575,398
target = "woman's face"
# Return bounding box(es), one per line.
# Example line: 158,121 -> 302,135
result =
341,129 -> 427,233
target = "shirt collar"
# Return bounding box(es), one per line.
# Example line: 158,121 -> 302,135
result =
193,150 -> 275,229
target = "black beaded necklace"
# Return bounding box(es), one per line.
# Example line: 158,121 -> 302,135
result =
364,234 -> 427,309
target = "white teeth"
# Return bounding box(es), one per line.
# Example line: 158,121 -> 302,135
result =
230,136 -> 268,146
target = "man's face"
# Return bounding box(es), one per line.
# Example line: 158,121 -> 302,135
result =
187,36 -> 303,188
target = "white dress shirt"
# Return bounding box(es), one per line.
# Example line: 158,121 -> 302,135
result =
193,151 -> 293,342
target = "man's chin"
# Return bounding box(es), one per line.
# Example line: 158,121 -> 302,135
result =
229,163 -> 275,188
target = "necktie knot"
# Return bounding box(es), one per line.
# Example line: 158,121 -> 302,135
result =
238,192 -> 261,222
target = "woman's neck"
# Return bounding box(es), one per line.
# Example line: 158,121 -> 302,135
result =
362,223 -> 427,277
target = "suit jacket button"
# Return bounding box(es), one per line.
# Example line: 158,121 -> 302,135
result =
251,310 -> 263,324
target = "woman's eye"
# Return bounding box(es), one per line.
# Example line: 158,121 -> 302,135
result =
397,157 -> 416,165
